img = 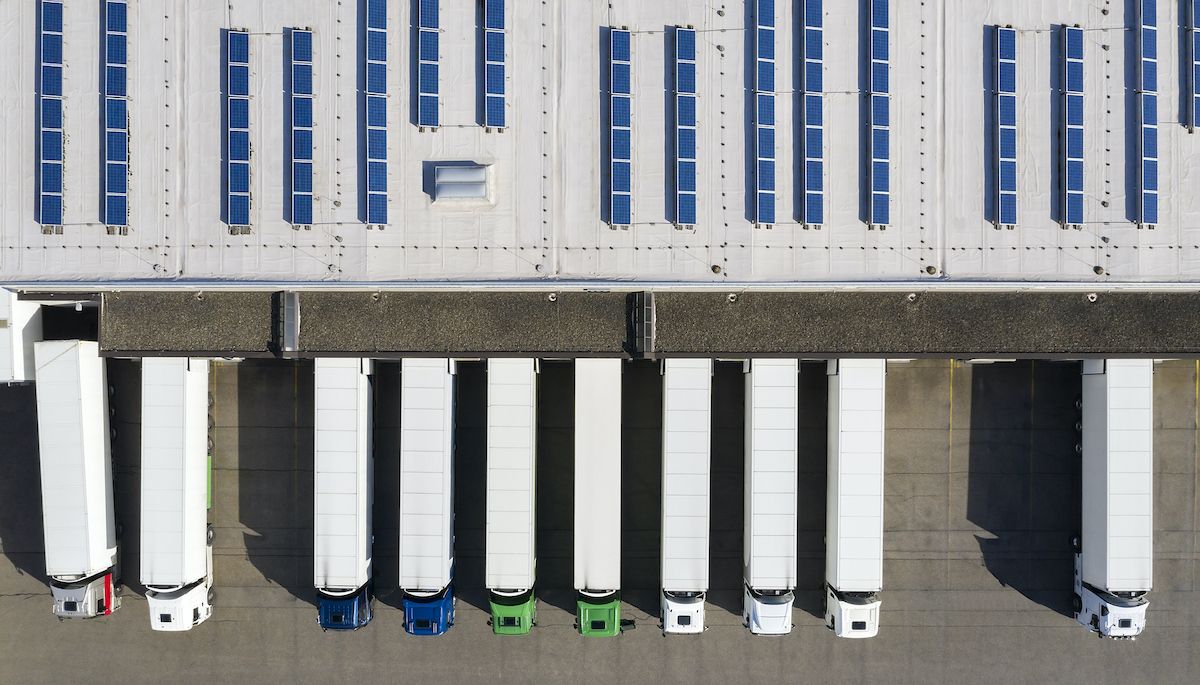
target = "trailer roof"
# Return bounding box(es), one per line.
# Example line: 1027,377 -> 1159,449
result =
140,358 -> 209,587
484,359 -> 537,591
34,340 -> 114,577
313,358 -> 373,591
573,359 -> 623,592
743,358 -> 798,590
661,359 -> 711,593
398,358 -> 455,591
826,359 -> 885,593
4,1 -> 1198,286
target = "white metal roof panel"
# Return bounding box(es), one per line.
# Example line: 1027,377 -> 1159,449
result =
661,359 -> 711,593
485,358 -> 537,591
743,358 -> 798,591
1081,359 -> 1154,592
398,358 -> 455,591
140,358 -> 209,587
0,290 -> 41,382
34,340 -> 115,578
313,358 -> 373,591
573,358 -> 622,592
5,1 -> 1200,285
825,359 -> 885,593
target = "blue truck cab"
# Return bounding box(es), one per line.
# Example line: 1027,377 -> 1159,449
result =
317,584 -> 374,631
402,584 -> 455,636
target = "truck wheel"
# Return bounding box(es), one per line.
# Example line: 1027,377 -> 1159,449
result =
1074,396 -> 1082,411
207,589 -> 215,605
1072,594 -> 1082,614
1070,535 -> 1080,553
207,525 -> 215,544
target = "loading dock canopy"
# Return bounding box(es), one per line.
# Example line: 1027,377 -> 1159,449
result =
95,290 -> 1200,358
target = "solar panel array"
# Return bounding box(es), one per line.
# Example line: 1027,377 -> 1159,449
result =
483,0 -> 505,129
417,0 -> 439,128
675,27 -> 697,227
1137,1 -> 1158,226
868,0 -> 889,228
1062,26 -> 1084,228
38,1 -> 64,226
226,30 -> 251,227
289,29 -> 314,226
364,0 -> 387,224
801,0 -> 823,227
1191,0 -> 1200,132
609,28 -> 632,226
754,0 -> 775,226
995,26 -> 1018,228
102,1 -> 129,228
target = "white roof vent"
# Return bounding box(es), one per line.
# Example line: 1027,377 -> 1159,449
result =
433,164 -> 491,204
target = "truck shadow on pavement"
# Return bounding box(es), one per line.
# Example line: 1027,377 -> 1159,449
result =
794,362 -> 829,622
453,362 -> 490,615
533,361 -> 576,616
0,383 -> 49,586
967,361 -> 1081,618
236,360 -> 318,607
108,359 -> 146,596
620,360 -> 664,622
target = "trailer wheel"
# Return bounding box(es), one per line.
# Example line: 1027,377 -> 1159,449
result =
1070,535 -> 1080,553
206,525 -> 215,544
1074,396 -> 1082,411
1072,594 -> 1082,614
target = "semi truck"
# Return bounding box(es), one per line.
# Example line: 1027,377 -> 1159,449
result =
1,289 -> 41,383
574,358 -> 624,637
34,340 -> 121,619
660,358 -> 712,635
742,358 -> 798,635
1074,359 -> 1154,639
824,359 -> 886,639
313,358 -> 375,630
485,358 -> 538,635
399,358 -> 457,635
140,357 -> 214,631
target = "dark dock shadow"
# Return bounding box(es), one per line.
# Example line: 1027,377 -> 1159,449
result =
0,382 -> 48,585
966,361 -> 1081,618
794,361 -> 829,620
371,361 -> 402,608
535,361 -> 575,614
108,359 -> 144,594
707,361 -> 745,615
453,362 -> 489,614
620,360 -> 663,619
237,359 -> 316,606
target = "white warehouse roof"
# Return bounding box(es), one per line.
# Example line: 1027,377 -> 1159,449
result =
2,1 -> 1199,285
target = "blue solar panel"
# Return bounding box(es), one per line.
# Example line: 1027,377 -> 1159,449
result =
755,3 -> 776,225
99,1 -> 131,226
106,2 -> 126,33
802,1 -> 823,226
367,30 -> 386,63
367,193 -> 387,224
43,34 -> 62,64
1061,26 -> 1085,226
42,2 -> 62,33
42,162 -> 62,193
226,30 -> 251,226
42,66 -> 62,96
288,30 -> 314,225
1138,1 -> 1158,225
610,29 -> 633,225
41,131 -> 62,161
483,0 -> 506,129
675,27 -> 697,225
1192,5 -> 1200,132
367,0 -> 386,30
868,1 -> 889,227
104,163 -> 125,194
994,26 -> 1018,227
418,3 -> 440,128
367,63 -> 386,94
42,99 -> 61,129
366,162 -> 386,192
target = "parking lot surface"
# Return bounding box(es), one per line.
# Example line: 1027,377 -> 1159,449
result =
1,359 -> 1197,684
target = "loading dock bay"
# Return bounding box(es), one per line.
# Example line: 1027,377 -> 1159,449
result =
1,359 -> 1198,684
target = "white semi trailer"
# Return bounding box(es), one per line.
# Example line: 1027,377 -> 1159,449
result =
660,358 -> 712,635
574,358 -> 624,637
1074,359 -> 1154,639
313,358 -> 375,631
485,358 -> 538,634
824,359 -> 885,639
742,358 -> 798,635
34,340 -> 121,619
399,358 -> 457,636
1,289 -> 41,383
140,357 -> 214,631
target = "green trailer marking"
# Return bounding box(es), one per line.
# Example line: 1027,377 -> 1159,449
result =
577,595 -> 621,637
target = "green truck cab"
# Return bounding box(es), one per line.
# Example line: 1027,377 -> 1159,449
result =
577,592 -> 621,637
489,589 -> 536,635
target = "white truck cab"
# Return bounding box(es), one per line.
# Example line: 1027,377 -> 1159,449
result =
743,588 -> 794,635
147,531 -> 214,631
825,587 -> 881,638
661,591 -> 705,634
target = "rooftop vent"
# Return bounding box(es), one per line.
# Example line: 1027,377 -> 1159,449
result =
433,164 -> 490,203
